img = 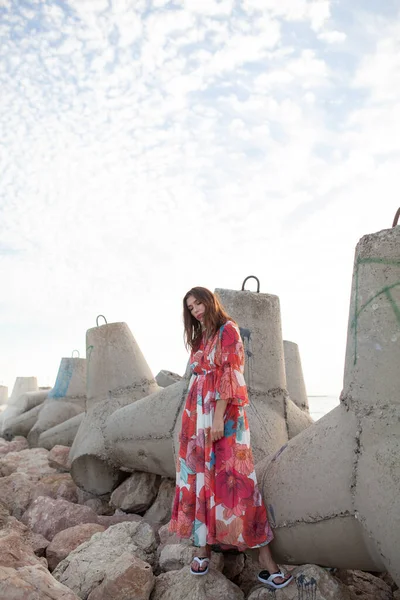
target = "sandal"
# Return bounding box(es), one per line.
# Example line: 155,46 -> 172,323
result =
190,556 -> 210,576
258,570 -> 293,589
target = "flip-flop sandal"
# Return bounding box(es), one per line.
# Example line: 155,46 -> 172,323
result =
258,570 -> 293,589
190,556 -> 210,576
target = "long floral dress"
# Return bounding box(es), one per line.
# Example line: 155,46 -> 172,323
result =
170,320 -> 274,550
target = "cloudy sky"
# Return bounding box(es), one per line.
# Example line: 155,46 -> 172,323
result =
0,0 -> 399,398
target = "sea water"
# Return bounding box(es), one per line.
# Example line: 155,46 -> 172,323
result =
308,396 -> 339,421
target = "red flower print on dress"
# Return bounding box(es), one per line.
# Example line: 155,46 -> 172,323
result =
215,468 -> 254,510
226,444 -> 254,475
241,505 -> 273,547
215,517 -> 243,546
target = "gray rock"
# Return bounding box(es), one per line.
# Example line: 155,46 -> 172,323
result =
21,496 -> 98,541
143,478 -> 175,529
151,566 -> 244,600
110,471 -> 161,513
53,521 -> 157,599
0,564 -> 80,600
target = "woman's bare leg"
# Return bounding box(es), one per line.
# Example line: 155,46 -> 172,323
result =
258,545 -> 292,584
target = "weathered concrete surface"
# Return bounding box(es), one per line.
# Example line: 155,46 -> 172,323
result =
28,358 -> 86,447
256,226 -> 400,583
38,413 -> 84,450
283,340 -> 309,412
105,379 -> 188,478
106,291 -> 313,479
70,322 -> 159,494
156,370 -> 182,388
3,404 -> 44,439
9,377 -> 38,402
0,386 -> 7,405
0,386 -> 46,437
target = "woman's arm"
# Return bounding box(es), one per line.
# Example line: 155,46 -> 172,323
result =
211,399 -> 228,442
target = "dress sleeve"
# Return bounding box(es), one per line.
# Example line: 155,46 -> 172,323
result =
215,321 -> 249,407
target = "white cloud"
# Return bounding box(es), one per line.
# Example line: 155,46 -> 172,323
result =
318,29 -> 347,43
0,0 -> 399,402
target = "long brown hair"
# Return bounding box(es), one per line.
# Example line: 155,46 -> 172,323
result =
183,287 -> 232,351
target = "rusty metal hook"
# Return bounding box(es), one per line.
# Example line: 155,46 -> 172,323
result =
393,208 -> 400,227
71,349 -> 80,358
241,276 -> 260,293
96,315 -> 108,327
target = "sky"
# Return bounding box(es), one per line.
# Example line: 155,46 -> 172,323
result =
1,0 -> 399,398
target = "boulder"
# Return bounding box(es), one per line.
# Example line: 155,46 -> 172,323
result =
110,471 -> 161,513
336,569 -> 393,600
0,436 -> 29,455
0,472 -> 35,519
0,510 -> 49,558
151,566 -> 244,600
86,551 -> 154,600
143,478 -> 175,529
0,447 -> 56,480
48,445 -> 72,472
223,553 -> 245,581
53,521 -> 157,599
159,544 -> 223,573
156,370 -> 182,388
97,512 -> 142,528
21,496 -> 98,541
0,564 -> 81,600
76,488 -> 113,515
31,473 -> 79,504
46,523 -> 106,571
246,564 -> 351,600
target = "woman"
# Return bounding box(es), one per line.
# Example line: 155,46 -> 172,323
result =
169,287 -> 293,590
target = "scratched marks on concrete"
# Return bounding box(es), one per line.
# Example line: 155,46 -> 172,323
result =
351,257 -> 400,365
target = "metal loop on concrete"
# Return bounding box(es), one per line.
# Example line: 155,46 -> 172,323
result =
241,276 -> 260,293
71,349 -> 80,358
393,207 -> 400,227
96,315 -> 108,327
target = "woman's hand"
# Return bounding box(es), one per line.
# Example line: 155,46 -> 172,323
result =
211,416 -> 224,442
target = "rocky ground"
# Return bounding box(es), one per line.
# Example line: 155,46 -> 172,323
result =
0,436 -> 398,600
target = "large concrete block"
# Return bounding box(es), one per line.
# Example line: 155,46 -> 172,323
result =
3,404 -> 44,439
38,413 -> 84,450
0,386 -> 7,405
256,226 -> 400,583
1,390 -> 48,437
70,322 -> 159,494
28,358 -> 86,447
283,340 -> 309,412
0,377 -> 38,432
106,379 -> 189,478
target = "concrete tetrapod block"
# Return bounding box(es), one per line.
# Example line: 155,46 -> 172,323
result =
283,340 -> 310,412
70,322 -> 160,495
3,404 -> 44,439
1,390 -> 48,437
156,370 -> 182,388
106,289 -> 313,480
256,226 -> 400,582
9,377 -> 38,401
38,413 -> 84,450
28,358 -> 86,447
0,377 -> 38,432
215,288 -> 298,460
0,386 -> 7,405
105,378 -> 189,478
343,226 -> 400,582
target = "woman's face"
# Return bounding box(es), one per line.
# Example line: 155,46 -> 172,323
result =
186,295 -> 205,323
